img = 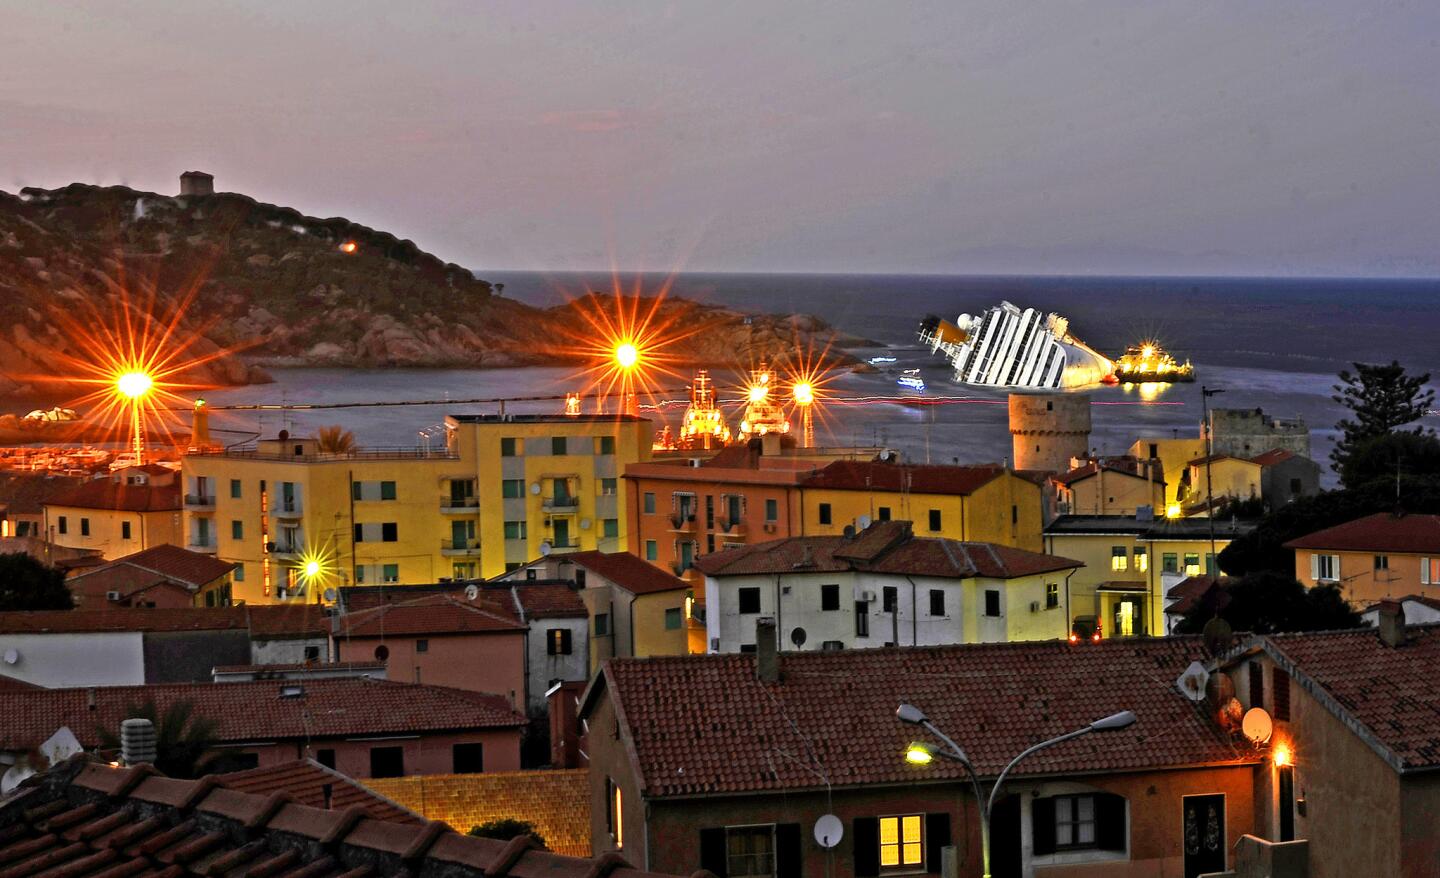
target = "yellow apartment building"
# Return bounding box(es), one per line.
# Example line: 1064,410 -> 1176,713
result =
43,466 -> 182,560
1053,458 -> 1166,516
181,414 -> 652,604
1044,514 -> 1254,639
1128,437 -> 1206,505
1179,454 -> 1263,511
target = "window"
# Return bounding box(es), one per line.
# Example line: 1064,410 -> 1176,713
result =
1248,660 -> 1264,709
603,518 -> 619,539
502,479 -> 524,499
855,603 -> 870,637
234,563 -> 245,582
500,437 -> 517,457
416,639 -> 429,653
984,589 -> 1001,617
1110,546 -> 1129,572
738,587 -> 762,614
1012,504 -> 1019,524
452,742 -> 484,774
553,436 -> 568,456
765,499 -> 778,522
1134,547 -> 1148,572
1184,553 -> 1201,576
382,522 -> 398,542
822,640 -> 844,651
57,516 -> 66,535
597,436 -> 616,455
645,540 -> 657,561
601,478 -> 618,495
1032,793 -> 1126,854
369,746 -> 405,778
382,564 -> 399,583
929,589 -> 945,617
1375,554 -> 1389,571
315,748 -> 335,769
1046,582 -> 1059,609
726,825 -> 775,878
1162,552 -> 1178,573
504,520 -> 527,540
352,481 -> 362,501
231,520 -> 243,540
595,613 -> 611,636
1313,553 -> 1339,581
380,481 -> 397,500
882,586 -> 897,613
879,814 -> 923,869
606,777 -> 624,847
1054,795 -> 1096,848
928,509 -> 942,532
818,503 -> 832,525
644,492 -> 656,514
821,584 -> 840,611
1273,666 -> 1290,721
665,607 -> 683,630
230,479 -> 242,499
122,521 -> 132,540
544,628 -> 573,655
80,518 -> 90,537
877,506 -> 891,521
303,645 -> 320,661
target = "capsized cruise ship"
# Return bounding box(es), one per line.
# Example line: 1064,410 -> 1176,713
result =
919,302 -> 1114,389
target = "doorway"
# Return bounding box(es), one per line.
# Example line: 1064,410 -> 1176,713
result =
553,518 -> 571,548
1182,794 -> 1225,878
988,794 -> 1022,878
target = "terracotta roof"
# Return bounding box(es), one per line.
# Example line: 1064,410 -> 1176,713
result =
1283,513 -> 1440,554
1359,595 -> 1440,615
1164,575 -> 1231,617
694,520 -> 1081,580
366,769 -> 591,857
0,673 -> 40,690
506,582 -> 588,619
216,758 -> 423,824
0,758 -> 677,878
0,605 -> 327,636
565,550 -> 690,595
1252,625 -> 1440,772
71,544 -> 235,589
44,478 -> 180,512
0,677 -> 525,751
1054,458 -> 1164,487
800,460 -> 1005,495
243,603 -> 333,638
337,594 -> 525,638
585,637 -> 1247,798
1250,449 -> 1297,466
1186,454 -> 1257,468
0,473 -> 84,516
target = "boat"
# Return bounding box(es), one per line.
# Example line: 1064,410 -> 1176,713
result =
896,375 -> 926,391
1112,340 -> 1195,383
919,302 -> 1113,389
867,355 -> 897,365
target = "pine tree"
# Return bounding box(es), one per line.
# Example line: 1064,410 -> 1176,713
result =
1331,360 -> 1434,481
0,553 -> 74,611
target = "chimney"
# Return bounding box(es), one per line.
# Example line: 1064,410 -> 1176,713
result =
756,616 -> 780,683
1377,599 -> 1406,648
120,718 -> 157,767
761,432 -> 783,458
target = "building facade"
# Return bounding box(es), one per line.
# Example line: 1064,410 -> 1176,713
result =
1284,512 -> 1440,608
1053,458 -> 1166,517
43,468 -> 181,560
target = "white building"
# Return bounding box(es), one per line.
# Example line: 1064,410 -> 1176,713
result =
695,520 -> 1083,653
491,580 -> 590,713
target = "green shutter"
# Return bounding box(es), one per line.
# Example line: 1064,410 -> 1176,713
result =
1031,797 -> 1056,855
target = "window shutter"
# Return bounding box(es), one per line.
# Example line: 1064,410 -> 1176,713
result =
546,632 -> 557,656
1309,553 -> 1318,580
1423,558 -> 1431,585
1274,667 -> 1290,721
1249,661 -> 1264,710
698,828 -> 728,878
561,629 -> 573,655
852,817 -> 880,877
1094,794 -> 1127,851
775,823 -> 803,878
1333,555 -> 1340,580
1031,797 -> 1056,855
924,813 -> 951,873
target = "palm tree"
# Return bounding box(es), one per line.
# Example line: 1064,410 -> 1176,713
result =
315,425 -> 357,455
96,699 -> 219,779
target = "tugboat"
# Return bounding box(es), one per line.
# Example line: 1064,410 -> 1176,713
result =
1112,340 -> 1195,383
896,369 -> 926,392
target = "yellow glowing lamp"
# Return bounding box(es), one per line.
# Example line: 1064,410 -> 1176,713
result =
303,560 -> 322,580
793,382 -> 814,405
1141,344 -> 1156,360
748,383 -> 768,403
1273,742 -> 1292,767
1166,503 -> 1182,519
904,743 -> 935,765
116,371 -> 153,399
615,342 -> 639,370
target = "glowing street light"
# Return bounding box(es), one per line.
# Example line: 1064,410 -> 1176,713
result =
339,240 -> 358,254
302,559 -> 322,580
114,369 -> 154,465
792,381 -> 815,447
615,341 -> 639,370
116,371 -> 152,399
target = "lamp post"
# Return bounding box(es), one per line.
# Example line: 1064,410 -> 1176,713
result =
116,370 -> 153,465
1201,386 -> 1225,572
897,703 -> 1137,878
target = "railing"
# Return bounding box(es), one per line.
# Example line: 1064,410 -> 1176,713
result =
271,542 -> 302,556
441,539 -> 482,555
542,497 -> 580,513
184,494 -> 216,508
718,517 -> 745,533
187,539 -> 217,553
272,498 -> 302,516
547,541 -> 580,554
441,497 -> 480,512
669,511 -> 697,530
188,446 -> 459,462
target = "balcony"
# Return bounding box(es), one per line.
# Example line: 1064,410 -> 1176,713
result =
441,538 -> 482,557
669,511 -> 698,532
187,539 -> 218,555
542,496 -> 580,514
184,494 -> 216,511
270,541 -> 302,560
545,541 -> 580,555
440,496 -> 480,514
717,517 -> 745,535
271,498 -> 302,519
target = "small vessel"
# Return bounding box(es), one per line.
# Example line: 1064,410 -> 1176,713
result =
897,374 -> 926,392
920,302 -> 1113,389
1112,340 -> 1194,383
868,355 -> 898,365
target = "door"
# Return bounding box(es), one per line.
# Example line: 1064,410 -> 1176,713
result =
553,518 -> 571,548
1182,794 -> 1225,878
451,520 -> 471,549
1278,766 -> 1295,842
989,794 -> 1022,878
1115,598 -> 1142,637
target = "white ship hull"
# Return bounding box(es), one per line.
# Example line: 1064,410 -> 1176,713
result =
920,301 -> 1113,389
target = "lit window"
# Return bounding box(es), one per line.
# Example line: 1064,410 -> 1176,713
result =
1110,546 -> 1128,572
879,814 -> 924,869
1184,553 -> 1201,576
607,778 -> 624,848
1134,548 -> 1148,573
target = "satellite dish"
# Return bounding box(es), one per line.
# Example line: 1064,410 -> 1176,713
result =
580,518 -> 591,530
814,814 -> 843,849
2,648 -> 18,665
530,482 -> 542,495
1217,697 -> 1243,732
540,541 -> 554,556
790,627 -> 807,647
39,727 -> 83,767
322,588 -> 337,603
464,584 -> 480,601
374,644 -> 390,662
1,764 -> 35,795
857,515 -> 873,531
1175,660 -> 1209,702
1202,617 -> 1234,656
1242,708 -> 1274,744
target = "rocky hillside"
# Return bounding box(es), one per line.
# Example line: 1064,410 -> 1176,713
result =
0,182 -> 862,401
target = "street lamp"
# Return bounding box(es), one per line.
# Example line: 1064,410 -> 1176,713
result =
115,369 -> 154,465
896,703 -> 1137,878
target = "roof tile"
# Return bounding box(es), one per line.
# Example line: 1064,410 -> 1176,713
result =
1283,512 -> 1440,554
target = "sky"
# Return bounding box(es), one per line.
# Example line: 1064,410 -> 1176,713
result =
4,1 -> 1440,275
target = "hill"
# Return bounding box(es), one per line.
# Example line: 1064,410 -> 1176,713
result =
0,180 -> 860,402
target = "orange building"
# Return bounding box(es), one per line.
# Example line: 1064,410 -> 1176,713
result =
1284,511 -> 1440,608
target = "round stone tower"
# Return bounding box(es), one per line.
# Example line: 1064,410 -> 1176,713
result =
1009,392 -> 1091,473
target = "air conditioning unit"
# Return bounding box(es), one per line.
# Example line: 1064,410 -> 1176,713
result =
1029,601 -> 1041,613
763,523 -> 777,533
106,591 -> 122,602
855,588 -> 877,603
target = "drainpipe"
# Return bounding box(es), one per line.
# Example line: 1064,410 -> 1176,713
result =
905,576 -> 919,645
774,574 -> 783,644
1064,568 -> 1076,635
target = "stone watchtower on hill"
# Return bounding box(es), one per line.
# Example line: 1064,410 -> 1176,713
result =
1009,391 -> 1091,473
179,170 -> 214,196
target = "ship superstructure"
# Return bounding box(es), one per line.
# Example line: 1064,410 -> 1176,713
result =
1113,341 -> 1194,383
920,301 -> 1113,389
737,362 -> 790,439
675,369 -> 732,449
